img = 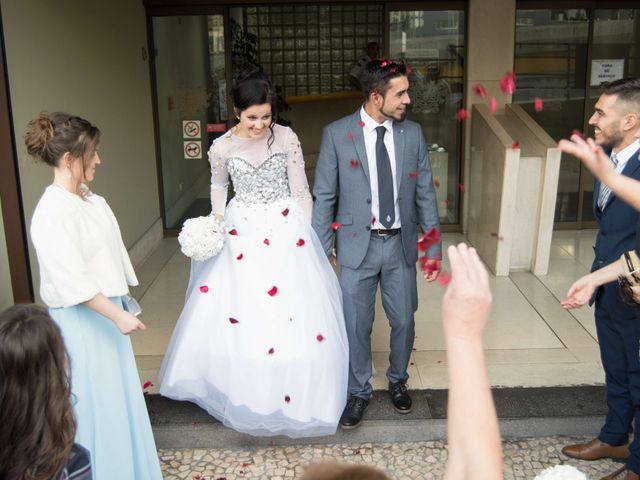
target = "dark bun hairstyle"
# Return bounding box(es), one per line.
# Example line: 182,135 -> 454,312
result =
25,112 -> 100,167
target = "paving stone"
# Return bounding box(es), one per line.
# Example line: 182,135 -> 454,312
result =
158,435 -> 627,478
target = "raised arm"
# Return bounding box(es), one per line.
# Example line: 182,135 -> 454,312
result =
284,128 -> 313,222
443,243 -> 502,480
559,134 -> 640,211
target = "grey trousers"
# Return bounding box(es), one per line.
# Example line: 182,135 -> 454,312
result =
339,233 -> 418,400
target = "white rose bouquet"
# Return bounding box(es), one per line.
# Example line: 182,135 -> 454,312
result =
534,465 -> 587,480
178,215 -> 226,261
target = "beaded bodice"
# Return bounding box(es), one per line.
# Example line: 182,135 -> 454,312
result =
208,124 -> 312,219
227,153 -> 289,204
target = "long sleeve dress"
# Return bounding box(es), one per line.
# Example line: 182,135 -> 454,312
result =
159,124 -> 349,438
30,185 -> 162,480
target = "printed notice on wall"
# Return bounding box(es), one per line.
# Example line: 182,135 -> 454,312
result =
182,120 -> 201,139
184,141 -> 202,160
591,59 -> 624,86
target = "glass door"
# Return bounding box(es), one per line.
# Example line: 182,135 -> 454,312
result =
150,13 -> 228,231
388,5 -> 466,226
514,7 -> 640,228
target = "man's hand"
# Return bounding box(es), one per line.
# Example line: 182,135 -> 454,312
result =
422,258 -> 441,282
329,247 -> 337,266
442,244 -> 492,342
561,274 -> 597,310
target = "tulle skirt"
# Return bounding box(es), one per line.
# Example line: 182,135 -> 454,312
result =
159,197 -> 349,438
49,297 -> 162,480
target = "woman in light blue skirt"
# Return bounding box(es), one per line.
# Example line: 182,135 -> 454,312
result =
26,112 -> 162,480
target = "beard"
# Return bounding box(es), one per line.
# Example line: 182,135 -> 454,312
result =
597,128 -> 625,149
380,99 -> 407,122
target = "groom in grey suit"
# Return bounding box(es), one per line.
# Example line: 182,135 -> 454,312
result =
312,59 -> 442,429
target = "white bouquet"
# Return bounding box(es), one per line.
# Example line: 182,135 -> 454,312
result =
178,215 -> 226,261
534,465 -> 587,480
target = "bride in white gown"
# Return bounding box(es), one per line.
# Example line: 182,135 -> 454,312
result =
159,70 -> 348,438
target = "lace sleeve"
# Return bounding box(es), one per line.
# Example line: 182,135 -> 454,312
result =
209,138 -> 230,217
284,128 -> 313,222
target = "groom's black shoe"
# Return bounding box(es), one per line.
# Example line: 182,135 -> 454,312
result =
389,382 -> 412,414
339,396 -> 369,429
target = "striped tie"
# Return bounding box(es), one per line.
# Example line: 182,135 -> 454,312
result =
597,153 -> 619,209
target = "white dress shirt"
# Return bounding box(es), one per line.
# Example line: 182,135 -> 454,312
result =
611,138 -> 640,174
30,185 -> 138,308
360,106 -> 402,229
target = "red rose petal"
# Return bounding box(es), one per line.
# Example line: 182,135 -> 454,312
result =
409,171 -> 419,178
358,120 -> 365,127
416,227 -> 441,252
228,228 -> 238,236
284,395 -> 291,403
473,83 -> 487,98
268,347 -> 275,355
199,285 -> 209,293
437,271 -> 452,286
263,238 -> 270,246
296,238 -> 305,246
347,132 -> 354,140
350,159 -> 359,169
443,199 -> 450,206
242,463 -> 249,468
456,108 -> 470,121
512,140 -> 520,149
268,286 -> 278,296
281,208 -> 289,216
143,380 -> 154,390
534,97 -> 543,112
490,232 -> 505,241
229,317 -> 239,324
354,449 -> 361,455
500,71 -> 516,94
459,183 -> 465,192
331,221 -> 342,231
489,97 -> 498,114
371,216 -> 376,225
433,179 -> 440,188
316,334 -> 325,342
236,253 -> 243,260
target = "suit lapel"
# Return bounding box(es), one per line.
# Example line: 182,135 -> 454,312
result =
603,148 -> 640,210
350,111 -> 370,183
393,121 -> 405,191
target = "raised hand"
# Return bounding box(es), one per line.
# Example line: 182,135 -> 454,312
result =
558,134 -> 615,183
442,243 -> 492,342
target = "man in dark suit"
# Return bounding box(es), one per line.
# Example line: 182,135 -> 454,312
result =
312,59 -> 442,429
561,78 -> 640,480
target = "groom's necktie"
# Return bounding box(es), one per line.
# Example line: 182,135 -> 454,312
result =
597,152 -> 619,209
376,126 -> 395,228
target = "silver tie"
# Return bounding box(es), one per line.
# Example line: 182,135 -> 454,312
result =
597,153 -> 619,209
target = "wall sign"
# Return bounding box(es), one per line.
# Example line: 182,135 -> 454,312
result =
591,59 -> 624,86
182,120 -> 201,139
184,141 -> 202,159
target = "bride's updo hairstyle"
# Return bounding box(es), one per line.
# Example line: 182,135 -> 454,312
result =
25,112 -> 101,169
232,67 -> 278,149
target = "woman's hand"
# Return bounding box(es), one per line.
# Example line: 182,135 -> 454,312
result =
561,275 -> 597,309
114,311 -> 146,335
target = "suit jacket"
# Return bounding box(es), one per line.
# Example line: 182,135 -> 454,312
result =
312,110 -> 441,269
591,147 -> 640,305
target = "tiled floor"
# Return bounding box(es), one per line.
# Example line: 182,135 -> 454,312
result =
131,230 -> 604,394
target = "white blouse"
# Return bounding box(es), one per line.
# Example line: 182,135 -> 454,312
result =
30,185 -> 138,308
